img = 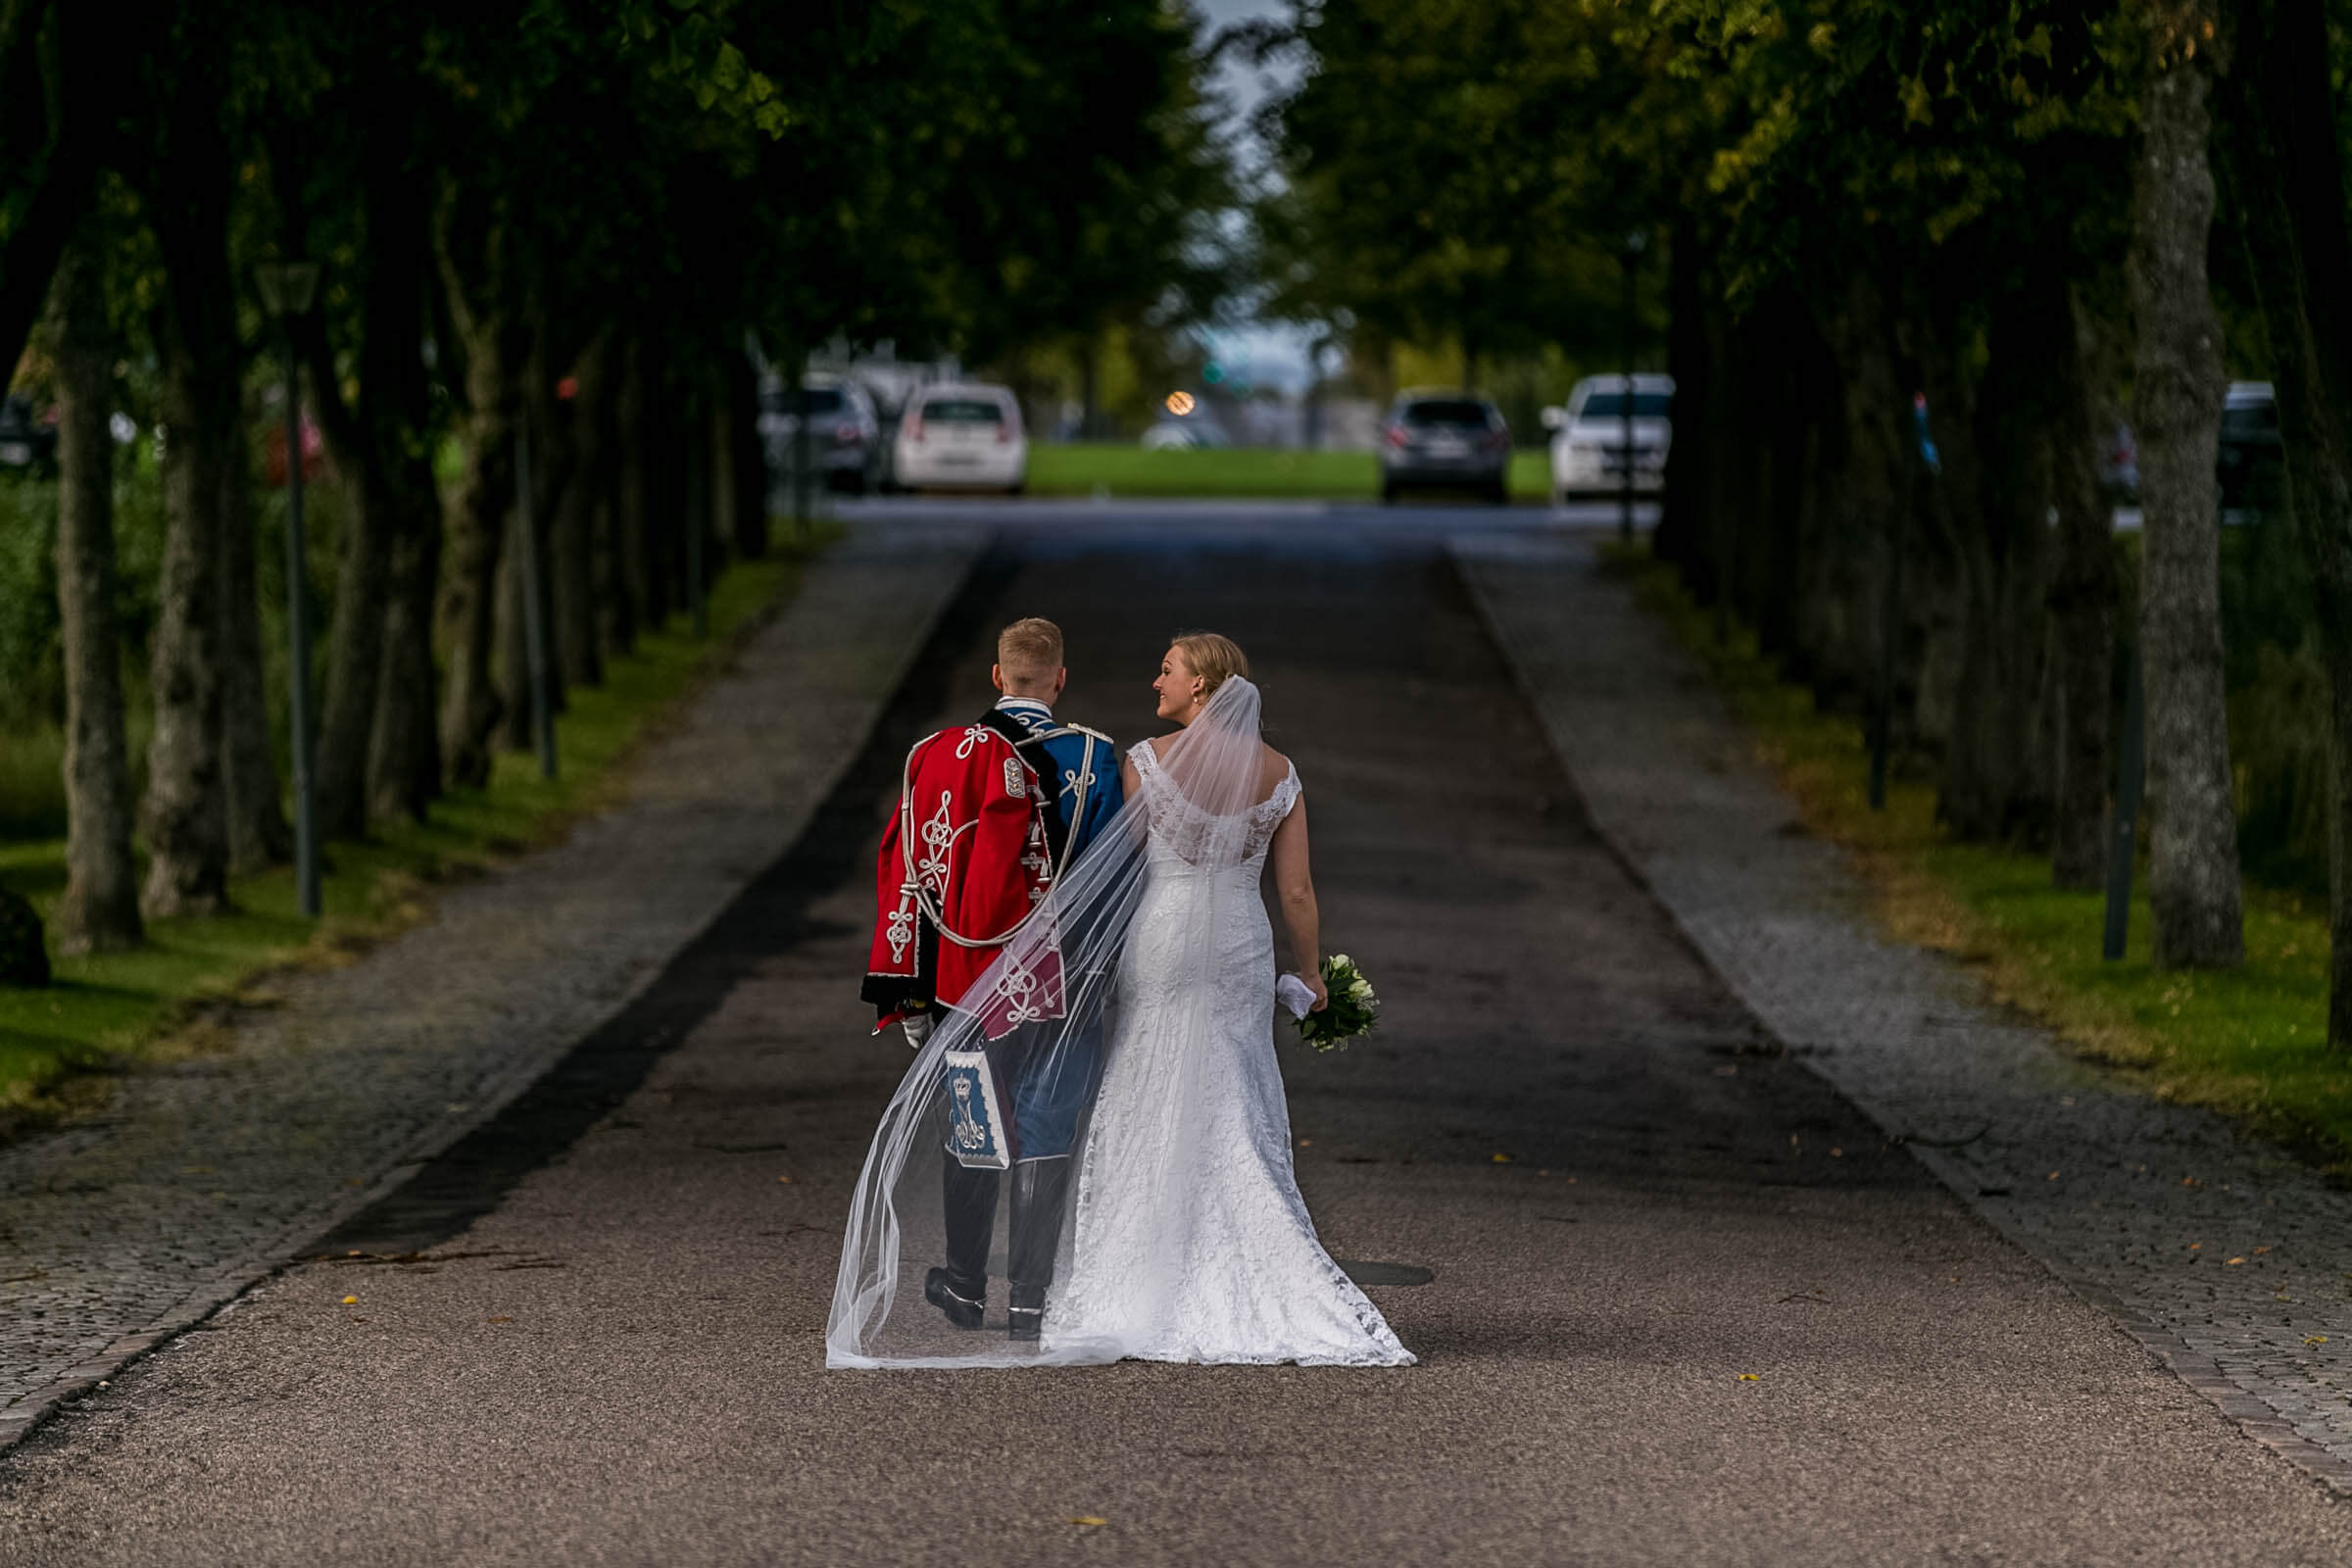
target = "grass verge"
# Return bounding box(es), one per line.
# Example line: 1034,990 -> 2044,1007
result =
1025,443 -> 1556,502
1613,544 -> 2348,1168
0,539 -> 821,1116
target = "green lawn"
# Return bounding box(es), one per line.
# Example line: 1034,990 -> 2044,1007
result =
1025,443 -> 1555,502
1618,546 -> 2348,1166
0,545 -> 813,1113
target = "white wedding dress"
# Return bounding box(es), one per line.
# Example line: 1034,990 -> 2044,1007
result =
1042,742 -> 1413,1366
826,676 -> 1411,1369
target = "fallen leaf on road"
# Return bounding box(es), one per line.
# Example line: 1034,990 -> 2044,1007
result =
2046,1171 -> 2060,1181
1068,1517 -> 1107,1528
1829,1148 -> 1842,1157
341,1296 -> 358,1305
2227,1256 -> 2246,1266
1739,1373 -> 1761,1382
2182,1177 -> 2202,1188
777,1176 -> 794,1184
488,1316 -> 514,1324
1492,1153 -> 1513,1163
2307,1336 -> 2328,1347
2188,1243 -> 2201,1250
2255,1246 -> 2273,1254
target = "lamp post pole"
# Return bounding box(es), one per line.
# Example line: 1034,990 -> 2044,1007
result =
256,260 -> 321,918
1620,228 -> 1646,545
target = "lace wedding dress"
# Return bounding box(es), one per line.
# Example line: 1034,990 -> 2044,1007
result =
1042,741 -> 1414,1366
827,676 -> 1412,1369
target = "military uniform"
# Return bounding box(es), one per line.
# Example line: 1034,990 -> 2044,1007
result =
862,695 -> 1121,1338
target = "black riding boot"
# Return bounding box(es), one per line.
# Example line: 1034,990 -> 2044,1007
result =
925,1152 -> 998,1331
1005,1156 -> 1072,1342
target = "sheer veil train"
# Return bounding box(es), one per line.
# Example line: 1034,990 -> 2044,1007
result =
826,674 -> 1411,1369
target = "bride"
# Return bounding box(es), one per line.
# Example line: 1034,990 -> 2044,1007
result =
826,633 -> 1413,1368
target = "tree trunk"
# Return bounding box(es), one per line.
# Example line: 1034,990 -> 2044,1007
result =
499,327 -> 566,753
612,334 -> 651,650
314,122 -> 434,841
729,350 -> 765,561
46,221 -> 142,953
1802,266 -> 1913,705
709,395 -> 738,580
1941,276 -> 2057,845
2132,16 -> 2243,958
555,332 -> 610,688
433,212 -> 524,789
2047,285 -> 2121,891
138,110 -> 242,919
218,402 -> 291,873
2230,0 -> 2352,1031
367,509 -> 442,823
141,358 -> 235,916
1654,218 -> 1712,578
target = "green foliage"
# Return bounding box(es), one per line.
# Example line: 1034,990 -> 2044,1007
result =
1625,540 -> 2351,1166
0,549 -> 808,1105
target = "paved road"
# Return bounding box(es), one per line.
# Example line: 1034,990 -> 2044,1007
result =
4,506 -> 2348,1564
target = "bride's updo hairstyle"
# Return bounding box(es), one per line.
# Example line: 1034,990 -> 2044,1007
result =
1170,632 -> 1250,702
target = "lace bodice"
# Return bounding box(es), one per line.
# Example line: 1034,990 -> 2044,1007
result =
1130,741 -> 1300,868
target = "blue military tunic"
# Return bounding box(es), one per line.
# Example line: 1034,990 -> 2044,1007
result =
989,696 -> 1121,1159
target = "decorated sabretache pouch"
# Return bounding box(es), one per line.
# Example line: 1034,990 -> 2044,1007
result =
942,1049 -> 1012,1170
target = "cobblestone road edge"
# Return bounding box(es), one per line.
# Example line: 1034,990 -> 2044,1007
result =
1455,531 -> 2352,1499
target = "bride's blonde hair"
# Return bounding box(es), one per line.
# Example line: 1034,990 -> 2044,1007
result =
1170,632 -> 1250,701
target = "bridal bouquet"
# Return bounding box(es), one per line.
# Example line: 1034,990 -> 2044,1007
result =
1290,954 -> 1379,1052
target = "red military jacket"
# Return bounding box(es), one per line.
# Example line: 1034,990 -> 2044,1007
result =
862,716 -> 1066,1036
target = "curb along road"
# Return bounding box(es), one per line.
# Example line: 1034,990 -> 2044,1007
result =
1454,528 -> 2352,1498
0,519 -> 990,1453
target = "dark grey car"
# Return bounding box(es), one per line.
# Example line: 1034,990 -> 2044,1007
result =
2218,381 -> 2283,514
0,396 -> 57,476
1379,392 -> 1509,504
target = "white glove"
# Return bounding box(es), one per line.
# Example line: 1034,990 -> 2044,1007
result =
1275,973 -> 1317,1021
901,1012 -> 935,1049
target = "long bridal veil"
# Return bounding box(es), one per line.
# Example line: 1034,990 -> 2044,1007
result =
827,677 -> 1282,1368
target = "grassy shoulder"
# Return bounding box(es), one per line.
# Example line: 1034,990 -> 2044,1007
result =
1613,545 -> 2348,1167
0,541 -> 818,1114
1025,443 -> 1555,501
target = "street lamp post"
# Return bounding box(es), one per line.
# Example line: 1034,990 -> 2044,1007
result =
254,259 -> 322,918
1620,228 -> 1646,545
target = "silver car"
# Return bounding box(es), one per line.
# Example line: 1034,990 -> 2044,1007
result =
760,374 -> 881,494
1379,391 -> 1510,504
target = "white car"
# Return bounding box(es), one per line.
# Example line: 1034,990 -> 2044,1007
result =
1544,373 -> 1674,504
892,382 -> 1027,494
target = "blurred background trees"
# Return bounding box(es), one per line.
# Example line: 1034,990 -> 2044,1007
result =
14,0 -> 2352,1052
0,0 -> 1230,934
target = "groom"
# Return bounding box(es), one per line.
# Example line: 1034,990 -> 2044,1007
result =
862,617 -> 1122,1340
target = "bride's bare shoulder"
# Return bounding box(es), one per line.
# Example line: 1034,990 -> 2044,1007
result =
1260,743 -> 1296,791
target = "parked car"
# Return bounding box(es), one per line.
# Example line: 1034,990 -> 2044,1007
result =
891,382 -> 1027,494
1378,390 -> 1510,504
2098,421 -> 2140,505
1141,416 -> 1230,451
760,373 -> 881,494
2218,380 -> 2284,513
0,396 -> 58,476
1544,374 -> 1674,504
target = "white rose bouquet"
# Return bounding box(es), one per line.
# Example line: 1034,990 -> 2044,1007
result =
1293,954 -> 1378,1052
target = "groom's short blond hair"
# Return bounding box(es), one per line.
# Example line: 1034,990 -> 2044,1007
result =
997,617 -> 1064,688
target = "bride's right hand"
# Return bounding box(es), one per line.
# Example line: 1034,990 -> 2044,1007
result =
1303,971 -> 1328,1012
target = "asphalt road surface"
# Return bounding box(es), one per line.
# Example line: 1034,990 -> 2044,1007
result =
4,503 -> 2347,1565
